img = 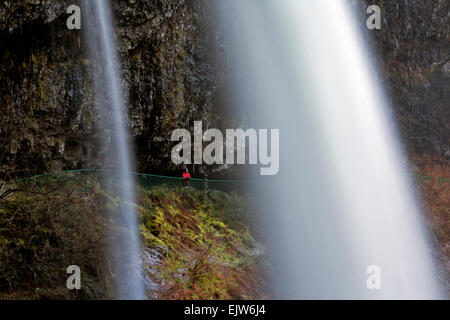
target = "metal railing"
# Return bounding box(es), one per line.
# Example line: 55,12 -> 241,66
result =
2,169 -> 255,194
2,169 -> 448,196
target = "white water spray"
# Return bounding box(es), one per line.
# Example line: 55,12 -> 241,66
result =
217,0 -> 442,299
82,0 -> 145,299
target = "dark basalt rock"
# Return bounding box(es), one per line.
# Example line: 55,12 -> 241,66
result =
360,0 -> 449,161
0,0 -> 448,180
0,0 -> 226,179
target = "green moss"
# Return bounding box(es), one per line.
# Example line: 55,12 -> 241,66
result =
0,178 -> 268,300
137,185 -> 268,299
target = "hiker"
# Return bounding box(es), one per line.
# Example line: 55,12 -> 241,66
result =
182,167 -> 191,187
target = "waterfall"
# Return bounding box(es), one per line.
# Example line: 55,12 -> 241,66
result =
216,0 -> 443,299
81,0 -> 145,299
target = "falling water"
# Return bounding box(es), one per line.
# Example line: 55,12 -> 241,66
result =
217,0 -> 443,298
81,0 -> 145,299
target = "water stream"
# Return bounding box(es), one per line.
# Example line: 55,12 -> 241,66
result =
81,0 -> 145,299
217,0 -> 443,299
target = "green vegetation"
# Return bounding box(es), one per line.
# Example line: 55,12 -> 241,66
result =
414,158 -> 450,295
138,186 -> 269,299
0,176 -> 269,299
0,176 -> 110,299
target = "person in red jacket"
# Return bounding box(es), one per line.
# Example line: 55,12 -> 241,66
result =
182,167 -> 191,187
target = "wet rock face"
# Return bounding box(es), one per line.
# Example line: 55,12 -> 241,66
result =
0,0 -> 92,177
0,0 -> 73,31
0,0 -> 223,178
0,1 -> 447,179
361,0 -> 449,160
115,0 -> 222,173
